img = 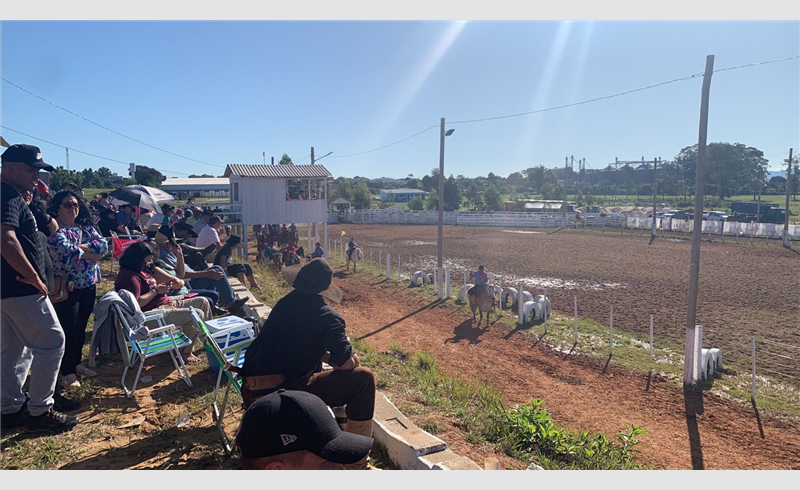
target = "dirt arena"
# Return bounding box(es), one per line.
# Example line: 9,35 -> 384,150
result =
323,224 -> 799,375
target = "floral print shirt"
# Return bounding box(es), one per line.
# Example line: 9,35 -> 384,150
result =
48,224 -> 109,290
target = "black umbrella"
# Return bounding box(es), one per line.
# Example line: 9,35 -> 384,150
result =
109,185 -> 173,213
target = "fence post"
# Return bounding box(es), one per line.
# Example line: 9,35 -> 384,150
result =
445,266 -> 450,299
751,337 -> 756,401
517,283 -> 524,325
398,254 -> 401,281
609,305 -> 614,357
464,270 -> 467,286
543,288 -> 548,334
386,252 -> 391,280
696,325 -> 704,380
574,295 -> 578,344
370,249 -> 373,271
649,315 -> 654,363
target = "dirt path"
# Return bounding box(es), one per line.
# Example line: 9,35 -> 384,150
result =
331,268 -> 800,470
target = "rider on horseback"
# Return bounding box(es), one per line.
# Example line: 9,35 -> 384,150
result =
346,237 -> 358,260
468,265 -> 488,297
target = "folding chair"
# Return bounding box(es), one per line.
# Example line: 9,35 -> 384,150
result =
189,307 -> 255,454
112,303 -> 193,398
109,231 -> 142,273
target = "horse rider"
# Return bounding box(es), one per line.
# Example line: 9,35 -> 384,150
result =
469,265 -> 488,297
311,242 -> 325,259
345,237 -> 359,271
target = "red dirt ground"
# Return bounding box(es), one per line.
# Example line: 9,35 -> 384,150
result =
317,224 -> 799,470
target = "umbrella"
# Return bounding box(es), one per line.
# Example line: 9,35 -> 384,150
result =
110,185 -> 174,213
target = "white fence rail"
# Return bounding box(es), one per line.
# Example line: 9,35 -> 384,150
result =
327,209 -> 798,239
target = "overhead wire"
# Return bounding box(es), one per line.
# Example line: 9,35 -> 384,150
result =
1,77 -> 224,168
1,126 -> 193,176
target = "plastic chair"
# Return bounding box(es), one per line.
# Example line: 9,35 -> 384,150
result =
189,307 -> 256,454
112,303 -> 193,398
109,231 -> 142,272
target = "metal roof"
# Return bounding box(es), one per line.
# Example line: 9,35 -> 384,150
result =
330,197 -> 351,205
379,188 -> 427,194
224,164 -> 331,179
161,177 -> 229,188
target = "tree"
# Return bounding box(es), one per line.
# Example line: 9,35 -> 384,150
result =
443,175 -> 462,211
464,181 -> 482,210
134,166 -> 166,188
424,190 -> 438,211
622,165 -> 635,198
406,178 -> 420,189
507,172 -> 524,186
352,182 -> 372,210
524,166 -> 545,193
279,153 -> 294,165
674,142 -> 767,199
188,174 -> 215,178
333,177 -> 352,201
48,167 -> 84,192
408,196 -> 424,210
483,184 -> 502,211
421,174 -> 434,192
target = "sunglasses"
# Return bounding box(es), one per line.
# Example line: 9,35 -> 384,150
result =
61,202 -> 79,209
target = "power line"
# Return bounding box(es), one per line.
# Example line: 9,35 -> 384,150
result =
1,125 -> 192,176
331,124 -> 439,158
1,77 -> 224,169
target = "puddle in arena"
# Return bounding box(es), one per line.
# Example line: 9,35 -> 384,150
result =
501,230 -> 544,234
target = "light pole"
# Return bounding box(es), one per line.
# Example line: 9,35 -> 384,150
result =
437,118 -> 455,299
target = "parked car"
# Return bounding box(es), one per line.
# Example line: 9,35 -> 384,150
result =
671,210 -> 694,220
703,211 -> 728,221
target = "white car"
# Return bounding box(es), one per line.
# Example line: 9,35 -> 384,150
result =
703,211 -> 728,221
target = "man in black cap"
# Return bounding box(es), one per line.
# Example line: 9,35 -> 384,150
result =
236,389 -> 374,470
1,144 -> 79,432
240,258 -> 377,470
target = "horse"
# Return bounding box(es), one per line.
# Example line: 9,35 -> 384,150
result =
346,246 -> 363,272
283,250 -> 301,267
468,283 -> 495,328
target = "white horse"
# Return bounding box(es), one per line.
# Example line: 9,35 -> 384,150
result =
346,246 -> 363,272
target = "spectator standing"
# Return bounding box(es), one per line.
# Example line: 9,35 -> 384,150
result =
1,144 -> 79,432
47,191 -> 109,389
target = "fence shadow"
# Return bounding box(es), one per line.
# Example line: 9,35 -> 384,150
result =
562,342 -> 578,360
683,386 -> 705,470
356,300 -> 441,340
601,354 -> 612,374
751,398 -> 766,439
645,370 -> 653,392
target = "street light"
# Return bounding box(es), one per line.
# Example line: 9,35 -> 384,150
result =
437,118 -> 455,299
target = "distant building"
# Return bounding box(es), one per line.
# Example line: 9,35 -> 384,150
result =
379,188 -> 427,202
161,177 -> 230,199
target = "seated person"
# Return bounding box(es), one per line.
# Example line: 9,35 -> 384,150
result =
114,239 -> 213,363
196,216 -> 224,260
468,265 -> 488,297
152,232 -> 223,314
311,242 -> 325,259
97,207 -> 128,238
240,259 -> 377,470
236,390 -> 373,470
214,235 -> 260,290
116,204 -> 139,232
157,226 -> 248,316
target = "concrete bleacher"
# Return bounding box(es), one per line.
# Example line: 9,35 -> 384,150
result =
227,277 -> 483,470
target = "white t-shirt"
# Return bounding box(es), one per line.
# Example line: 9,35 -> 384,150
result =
146,213 -> 165,230
195,225 -> 220,249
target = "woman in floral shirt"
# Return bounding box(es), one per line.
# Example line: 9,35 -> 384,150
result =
47,191 -> 108,389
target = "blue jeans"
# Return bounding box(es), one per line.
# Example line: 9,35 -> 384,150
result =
1,294 -> 65,416
187,265 -> 237,306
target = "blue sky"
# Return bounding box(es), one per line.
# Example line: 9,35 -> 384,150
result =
2,20 -> 798,181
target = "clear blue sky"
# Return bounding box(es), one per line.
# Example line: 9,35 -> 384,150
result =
2,20 -> 798,181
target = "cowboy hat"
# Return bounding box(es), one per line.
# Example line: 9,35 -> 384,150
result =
281,258 -> 342,303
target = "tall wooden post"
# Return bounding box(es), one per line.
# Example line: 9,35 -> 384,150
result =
650,158 -> 658,244
784,148 -> 793,247
685,54 -> 714,386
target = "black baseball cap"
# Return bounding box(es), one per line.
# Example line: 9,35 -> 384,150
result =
1,144 -> 55,172
282,257 -> 342,303
236,390 -> 373,464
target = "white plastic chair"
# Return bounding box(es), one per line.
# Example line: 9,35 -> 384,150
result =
112,303 -> 193,398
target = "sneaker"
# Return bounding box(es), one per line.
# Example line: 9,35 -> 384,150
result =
24,408 -> 79,433
53,392 -> 81,412
225,297 -> 248,313
1,409 -> 27,431
212,306 -> 228,316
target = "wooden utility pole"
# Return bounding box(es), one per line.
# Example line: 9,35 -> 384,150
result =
563,158 -> 569,228
311,147 -> 315,165
650,157 -> 658,244
685,55 -> 714,386
784,148 -> 793,247
437,118 -> 446,299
